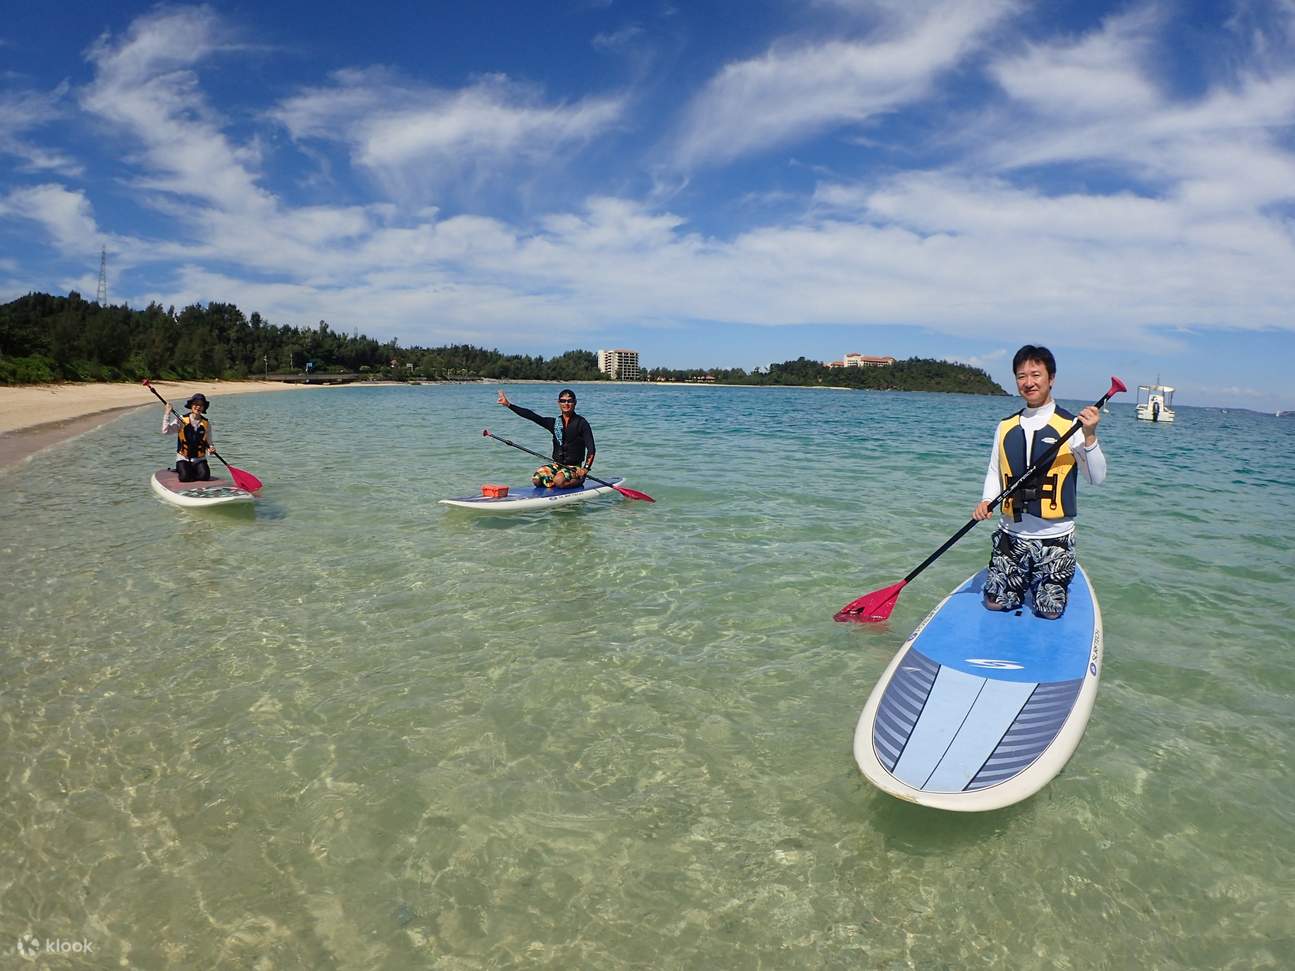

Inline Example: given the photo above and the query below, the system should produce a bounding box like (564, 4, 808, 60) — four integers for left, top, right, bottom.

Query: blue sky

(2, 1, 1294, 410)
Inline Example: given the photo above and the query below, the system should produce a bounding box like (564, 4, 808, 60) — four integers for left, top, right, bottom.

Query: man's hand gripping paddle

(482, 429, 654, 502)
(142, 379, 264, 491)
(835, 377, 1126, 623)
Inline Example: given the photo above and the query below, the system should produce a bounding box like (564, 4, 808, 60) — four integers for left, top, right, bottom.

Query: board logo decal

(964, 658, 1025, 670)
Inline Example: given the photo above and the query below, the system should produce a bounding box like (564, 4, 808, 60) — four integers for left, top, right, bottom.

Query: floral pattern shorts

(982, 526, 1077, 618)
(532, 463, 583, 488)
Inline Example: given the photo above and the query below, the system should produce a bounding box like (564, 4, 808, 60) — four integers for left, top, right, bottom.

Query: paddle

(142, 379, 264, 491)
(482, 429, 655, 502)
(835, 377, 1127, 623)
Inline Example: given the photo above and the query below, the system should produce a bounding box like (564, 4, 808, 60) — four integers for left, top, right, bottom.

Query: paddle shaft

(900, 387, 1121, 586)
(483, 430, 618, 490)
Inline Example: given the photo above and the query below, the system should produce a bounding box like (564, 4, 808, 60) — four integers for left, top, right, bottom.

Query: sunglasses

(558, 398, 575, 404)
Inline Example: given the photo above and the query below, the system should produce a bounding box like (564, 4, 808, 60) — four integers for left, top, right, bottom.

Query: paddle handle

(902, 378, 1125, 585)
(142, 378, 171, 411)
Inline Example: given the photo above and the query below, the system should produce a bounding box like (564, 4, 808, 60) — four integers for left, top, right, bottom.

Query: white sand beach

(0, 379, 315, 467)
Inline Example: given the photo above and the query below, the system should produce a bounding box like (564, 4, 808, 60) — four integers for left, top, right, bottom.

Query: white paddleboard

(439, 477, 626, 513)
(150, 469, 255, 509)
(854, 566, 1102, 811)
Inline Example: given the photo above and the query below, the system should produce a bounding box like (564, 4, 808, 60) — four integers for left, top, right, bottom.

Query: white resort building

(828, 353, 896, 368)
(598, 349, 641, 381)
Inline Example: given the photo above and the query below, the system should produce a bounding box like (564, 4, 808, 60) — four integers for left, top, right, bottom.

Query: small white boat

(1136, 384, 1176, 423)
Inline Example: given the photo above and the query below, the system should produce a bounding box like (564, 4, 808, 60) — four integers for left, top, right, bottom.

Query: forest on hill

(647, 357, 1005, 394)
(0, 291, 1006, 395)
(0, 292, 602, 383)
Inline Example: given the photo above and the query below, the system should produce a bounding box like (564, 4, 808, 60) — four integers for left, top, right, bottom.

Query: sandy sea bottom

(2, 383, 1292, 968)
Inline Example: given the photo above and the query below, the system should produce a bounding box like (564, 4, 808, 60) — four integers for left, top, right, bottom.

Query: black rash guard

(507, 404, 596, 468)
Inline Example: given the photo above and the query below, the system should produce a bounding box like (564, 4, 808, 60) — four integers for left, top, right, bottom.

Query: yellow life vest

(995, 407, 1078, 521)
(176, 415, 211, 460)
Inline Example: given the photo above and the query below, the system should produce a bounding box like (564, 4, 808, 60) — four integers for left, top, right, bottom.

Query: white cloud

(0, 84, 82, 176)
(981, 5, 1295, 217)
(990, 6, 1162, 118)
(0, 184, 101, 252)
(113, 184, 1294, 355)
(271, 68, 625, 201)
(950, 349, 1009, 371)
(79, 6, 274, 216)
(592, 25, 645, 51)
(819, 174, 1190, 242)
(671, 0, 1018, 168)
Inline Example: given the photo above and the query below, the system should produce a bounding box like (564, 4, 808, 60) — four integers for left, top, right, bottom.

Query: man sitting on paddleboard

(161, 392, 215, 482)
(497, 388, 596, 488)
(971, 346, 1106, 620)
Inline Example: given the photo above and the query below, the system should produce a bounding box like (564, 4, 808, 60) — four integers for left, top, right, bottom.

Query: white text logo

(15, 936, 96, 960)
(965, 658, 1025, 670)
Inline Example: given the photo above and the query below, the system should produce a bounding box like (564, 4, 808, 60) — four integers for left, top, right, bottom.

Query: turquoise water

(2, 383, 1292, 968)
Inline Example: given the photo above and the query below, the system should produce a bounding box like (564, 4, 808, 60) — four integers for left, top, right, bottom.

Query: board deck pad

(855, 567, 1102, 811)
(150, 468, 254, 508)
(439, 477, 625, 512)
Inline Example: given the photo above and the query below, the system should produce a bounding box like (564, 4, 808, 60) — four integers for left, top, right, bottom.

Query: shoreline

(0, 380, 318, 469)
(0, 378, 995, 469)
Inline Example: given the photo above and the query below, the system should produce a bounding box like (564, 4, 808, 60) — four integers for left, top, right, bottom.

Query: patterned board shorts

(532, 463, 583, 488)
(982, 526, 1077, 618)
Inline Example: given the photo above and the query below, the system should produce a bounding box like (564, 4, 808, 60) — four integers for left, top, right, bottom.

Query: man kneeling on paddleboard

(497, 388, 596, 488)
(972, 346, 1106, 620)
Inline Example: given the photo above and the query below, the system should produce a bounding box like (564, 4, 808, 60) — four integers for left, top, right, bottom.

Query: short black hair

(558, 388, 576, 403)
(1012, 345, 1055, 378)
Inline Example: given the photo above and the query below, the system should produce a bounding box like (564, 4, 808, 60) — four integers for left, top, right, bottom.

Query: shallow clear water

(2, 384, 1292, 968)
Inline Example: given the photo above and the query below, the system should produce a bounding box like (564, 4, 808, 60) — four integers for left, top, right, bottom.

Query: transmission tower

(96, 247, 108, 305)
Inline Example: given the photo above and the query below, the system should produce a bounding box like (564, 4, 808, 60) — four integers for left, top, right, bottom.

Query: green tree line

(646, 356, 1006, 394)
(1, 291, 1005, 395)
(0, 292, 605, 383)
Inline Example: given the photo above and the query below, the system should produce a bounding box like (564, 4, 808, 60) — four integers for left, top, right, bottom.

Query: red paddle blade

(1109, 376, 1127, 395)
(228, 466, 263, 492)
(614, 485, 654, 502)
(834, 580, 907, 623)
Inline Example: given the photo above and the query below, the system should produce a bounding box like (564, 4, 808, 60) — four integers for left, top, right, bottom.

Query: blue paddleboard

(854, 566, 1103, 811)
(439, 477, 625, 513)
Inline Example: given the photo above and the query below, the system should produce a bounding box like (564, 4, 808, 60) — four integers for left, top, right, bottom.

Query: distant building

(841, 352, 896, 368)
(598, 349, 641, 381)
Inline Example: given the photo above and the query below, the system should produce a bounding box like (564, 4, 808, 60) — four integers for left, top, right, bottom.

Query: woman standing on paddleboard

(497, 388, 596, 489)
(972, 346, 1106, 620)
(161, 392, 215, 483)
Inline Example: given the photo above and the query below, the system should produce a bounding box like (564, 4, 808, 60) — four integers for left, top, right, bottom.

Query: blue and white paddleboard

(439, 477, 625, 513)
(854, 566, 1103, 812)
